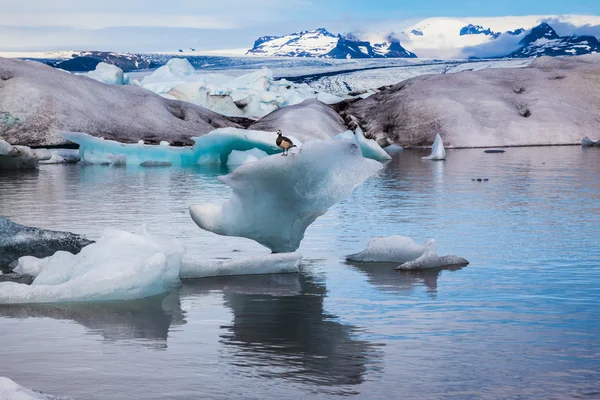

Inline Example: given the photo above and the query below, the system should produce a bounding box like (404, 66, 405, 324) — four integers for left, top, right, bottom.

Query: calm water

(0, 147, 599, 399)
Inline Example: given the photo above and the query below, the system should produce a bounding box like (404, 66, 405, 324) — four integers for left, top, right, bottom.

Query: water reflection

(348, 261, 466, 296)
(182, 273, 382, 391)
(0, 293, 185, 349)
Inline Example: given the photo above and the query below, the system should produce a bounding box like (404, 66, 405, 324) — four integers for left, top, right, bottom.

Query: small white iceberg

(0, 228, 183, 304)
(180, 253, 302, 279)
(422, 133, 446, 160)
(347, 236, 468, 270)
(334, 128, 392, 162)
(347, 236, 428, 263)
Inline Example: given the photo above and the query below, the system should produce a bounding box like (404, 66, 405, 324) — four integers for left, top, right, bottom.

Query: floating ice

(226, 148, 269, 166)
(180, 253, 302, 279)
(0, 140, 51, 169)
(61, 128, 290, 166)
(422, 133, 446, 160)
(39, 149, 81, 164)
(79, 62, 127, 85)
(12, 256, 49, 278)
(0, 228, 183, 304)
(190, 139, 382, 253)
(395, 240, 469, 270)
(139, 60, 343, 118)
(0, 377, 70, 400)
(334, 129, 392, 161)
(581, 136, 600, 147)
(347, 236, 428, 263)
(355, 128, 392, 161)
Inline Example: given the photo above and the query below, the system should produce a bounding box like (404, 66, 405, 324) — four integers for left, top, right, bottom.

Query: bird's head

(276, 129, 282, 136)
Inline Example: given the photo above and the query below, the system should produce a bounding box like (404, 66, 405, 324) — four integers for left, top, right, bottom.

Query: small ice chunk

(0, 140, 51, 169)
(334, 129, 392, 162)
(190, 139, 382, 253)
(226, 148, 268, 166)
(80, 62, 126, 85)
(180, 253, 301, 279)
(581, 136, 600, 147)
(395, 240, 469, 270)
(422, 133, 446, 160)
(354, 128, 392, 161)
(159, 141, 170, 146)
(347, 236, 427, 263)
(0, 377, 70, 400)
(0, 228, 183, 304)
(39, 149, 80, 164)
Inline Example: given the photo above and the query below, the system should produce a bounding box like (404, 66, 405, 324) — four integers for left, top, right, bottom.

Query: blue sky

(0, 0, 599, 52)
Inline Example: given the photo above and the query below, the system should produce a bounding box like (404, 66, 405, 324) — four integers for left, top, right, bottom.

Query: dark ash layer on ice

(0, 216, 93, 277)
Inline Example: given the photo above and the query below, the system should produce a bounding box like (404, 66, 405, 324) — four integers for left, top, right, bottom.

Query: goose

(276, 130, 296, 156)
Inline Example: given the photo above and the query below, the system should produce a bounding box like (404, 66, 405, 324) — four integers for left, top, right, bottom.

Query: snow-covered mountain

(508, 23, 600, 57)
(396, 15, 600, 58)
(246, 28, 416, 59)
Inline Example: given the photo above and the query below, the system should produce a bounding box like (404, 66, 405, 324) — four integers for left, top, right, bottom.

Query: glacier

(0, 228, 183, 304)
(180, 253, 302, 279)
(61, 128, 290, 166)
(138, 59, 343, 118)
(395, 240, 469, 270)
(190, 139, 382, 253)
(0, 377, 70, 400)
(347, 236, 429, 263)
(422, 133, 446, 160)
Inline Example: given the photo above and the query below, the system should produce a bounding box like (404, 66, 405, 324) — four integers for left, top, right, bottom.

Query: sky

(1, 0, 600, 52)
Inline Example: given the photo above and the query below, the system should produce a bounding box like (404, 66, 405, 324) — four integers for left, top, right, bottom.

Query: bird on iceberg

(276, 129, 296, 156)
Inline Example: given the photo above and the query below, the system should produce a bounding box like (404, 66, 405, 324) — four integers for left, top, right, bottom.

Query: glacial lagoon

(0, 146, 599, 399)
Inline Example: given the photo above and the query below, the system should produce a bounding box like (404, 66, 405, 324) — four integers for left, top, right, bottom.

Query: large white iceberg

(422, 133, 446, 160)
(61, 128, 290, 166)
(190, 139, 382, 253)
(347, 236, 428, 263)
(0, 228, 183, 304)
(395, 240, 469, 270)
(139, 59, 343, 118)
(79, 62, 128, 85)
(0, 377, 70, 400)
(180, 253, 302, 279)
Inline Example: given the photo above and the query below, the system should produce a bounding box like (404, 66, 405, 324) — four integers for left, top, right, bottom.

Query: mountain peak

(520, 22, 560, 45)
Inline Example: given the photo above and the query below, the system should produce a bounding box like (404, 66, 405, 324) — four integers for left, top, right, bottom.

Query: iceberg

(0, 228, 183, 304)
(0, 140, 51, 169)
(180, 253, 302, 279)
(581, 136, 600, 147)
(395, 240, 469, 270)
(422, 133, 446, 160)
(0, 377, 70, 400)
(384, 144, 404, 155)
(61, 128, 290, 166)
(140, 60, 343, 118)
(334, 129, 392, 161)
(190, 139, 382, 253)
(0, 216, 93, 270)
(347, 236, 428, 263)
(79, 62, 128, 85)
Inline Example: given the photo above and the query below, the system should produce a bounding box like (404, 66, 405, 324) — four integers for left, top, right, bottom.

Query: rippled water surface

(0, 146, 599, 399)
